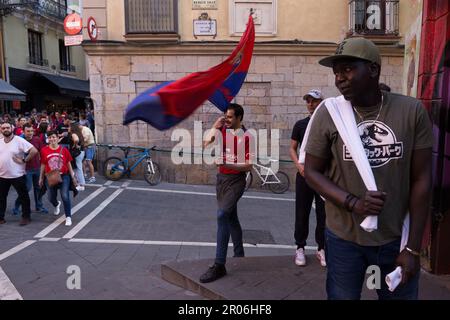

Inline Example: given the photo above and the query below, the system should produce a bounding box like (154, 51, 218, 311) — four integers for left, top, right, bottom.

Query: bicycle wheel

(143, 159, 161, 186)
(103, 157, 125, 181)
(244, 171, 253, 192)
(268, 171, 290, 194)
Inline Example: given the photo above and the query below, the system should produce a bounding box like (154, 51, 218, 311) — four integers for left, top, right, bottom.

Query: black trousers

(294, 172, 325, 250)
(0, 176, 31, 220)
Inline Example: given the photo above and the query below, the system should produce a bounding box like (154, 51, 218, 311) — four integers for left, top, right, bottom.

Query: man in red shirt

(13, 124, 48, 215)
(199, 103, 252, 283)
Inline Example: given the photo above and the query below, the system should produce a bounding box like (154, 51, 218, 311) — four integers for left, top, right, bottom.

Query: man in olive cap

(304, 37, 433, 299)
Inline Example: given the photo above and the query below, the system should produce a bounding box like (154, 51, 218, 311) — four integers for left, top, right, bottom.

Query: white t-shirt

(0, 136, 33, 179)
(81, 126, 95, 146)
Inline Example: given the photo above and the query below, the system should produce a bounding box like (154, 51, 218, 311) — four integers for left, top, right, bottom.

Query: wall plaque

(193, 0, 217, 10)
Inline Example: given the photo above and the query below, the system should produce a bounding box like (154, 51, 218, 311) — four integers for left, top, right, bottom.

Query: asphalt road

(0, 175, 321, 300)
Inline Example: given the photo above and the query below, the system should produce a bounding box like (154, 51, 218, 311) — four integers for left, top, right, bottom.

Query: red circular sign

(64, 13, 82, 35)
(87, 17, 98, 41)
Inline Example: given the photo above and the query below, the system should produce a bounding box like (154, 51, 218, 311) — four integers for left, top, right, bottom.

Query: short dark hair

(23, 123, 33, 130)
(226, 103, 244, 122)
(47, 130, 58, 137)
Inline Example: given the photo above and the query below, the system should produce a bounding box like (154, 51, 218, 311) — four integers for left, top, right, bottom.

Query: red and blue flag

(123, 15, 255, 130)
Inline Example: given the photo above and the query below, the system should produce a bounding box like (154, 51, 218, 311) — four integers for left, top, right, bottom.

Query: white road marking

(126, 186, 295, 202)
(34, 187, 106, 238)
(104, 181, 113, 186)
(38, 238, 60, 242)
(68, 238, 318, 251)
(62, 188, 124, 239)
(0, 240, 37, 262)
(85, 183, 103, 187)
(0, 266, 22, 300)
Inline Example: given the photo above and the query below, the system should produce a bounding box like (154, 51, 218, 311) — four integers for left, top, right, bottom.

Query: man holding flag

(123, 15, 256, 283)
(200, 103, 251, 283)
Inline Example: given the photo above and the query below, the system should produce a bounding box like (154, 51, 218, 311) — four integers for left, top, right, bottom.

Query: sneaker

(295, 248, 306, 266)
(12, 208, 20, 216)
(54, 201, 61, 216)
(36, 207, 49, 214)
(19, 218, 31, 226)
(65, 217, 72, 227)
(316, 249, 327, 267)
(87, 177, 96, 183)
(199, 264, 227, 283)
(0, 219, 6, 224)
(76, 185, 85, 191)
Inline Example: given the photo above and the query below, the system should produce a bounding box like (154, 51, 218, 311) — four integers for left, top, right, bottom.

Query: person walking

(39, 130, 77, 227)
(13, 123, 48, 215)
(80, 123, 96, 183)
(199, 103, 251, 283)
(0, 122, 38, 225)
(69, 123, 86, 191)
(289, 89, 326, 267)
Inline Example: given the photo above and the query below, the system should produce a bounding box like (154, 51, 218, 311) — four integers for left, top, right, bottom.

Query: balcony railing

(125, 0, 178, 34)
(59, 64, 76, 72)
(0, 0, 67, 20)
(348, 0, 399, 36)
(28, 56, 48, 66)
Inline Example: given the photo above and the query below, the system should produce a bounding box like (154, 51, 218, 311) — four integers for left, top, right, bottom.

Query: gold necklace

(352, 93, 384, 126)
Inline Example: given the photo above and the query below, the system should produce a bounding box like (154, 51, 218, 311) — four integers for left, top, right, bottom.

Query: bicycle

(101, 144, 162, 185)
(244, 160, 290, 194)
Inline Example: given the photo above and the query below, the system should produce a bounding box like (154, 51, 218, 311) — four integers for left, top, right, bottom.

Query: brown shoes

(19, 218, 31, 226)
(0, 219, 5, 224)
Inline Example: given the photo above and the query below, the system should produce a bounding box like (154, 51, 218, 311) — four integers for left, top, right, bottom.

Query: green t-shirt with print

(305, 91, 433, 246)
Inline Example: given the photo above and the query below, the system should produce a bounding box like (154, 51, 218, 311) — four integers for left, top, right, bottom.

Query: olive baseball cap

(319, 37, 381, 68)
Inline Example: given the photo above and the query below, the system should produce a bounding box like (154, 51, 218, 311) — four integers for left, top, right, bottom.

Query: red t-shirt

(25, 136, 44, 171)
(219, 126, 250, 175)
(40, 146, 73, 174)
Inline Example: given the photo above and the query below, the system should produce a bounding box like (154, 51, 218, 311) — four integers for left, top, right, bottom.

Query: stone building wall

(89, 54, 404, 188)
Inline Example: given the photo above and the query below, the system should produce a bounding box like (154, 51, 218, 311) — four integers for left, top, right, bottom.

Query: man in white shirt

(0, 122, 38, 225)
(80, 124, 96, 183)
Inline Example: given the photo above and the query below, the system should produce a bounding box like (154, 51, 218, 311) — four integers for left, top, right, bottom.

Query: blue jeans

(215, 206, 245, 265)
(325, 228, 419, 300)
(74, 150, 85, 185)
(215, 173, 246, 265)
(46, 174, 71, 217)
(15, 169, 44, 211)
(84, 145, 96, 161)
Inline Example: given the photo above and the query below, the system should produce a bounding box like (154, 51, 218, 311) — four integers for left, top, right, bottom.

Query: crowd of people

(0, 108, 96, 227)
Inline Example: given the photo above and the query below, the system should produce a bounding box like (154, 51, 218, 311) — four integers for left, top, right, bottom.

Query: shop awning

(0, 79, 26, 101)
(39, 73, 90, 97)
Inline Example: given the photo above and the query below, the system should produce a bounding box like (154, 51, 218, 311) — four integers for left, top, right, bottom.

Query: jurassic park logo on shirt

(343, 121, 404, 168)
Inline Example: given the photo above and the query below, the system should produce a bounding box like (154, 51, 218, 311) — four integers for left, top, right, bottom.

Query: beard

(2, 131, 12, 137)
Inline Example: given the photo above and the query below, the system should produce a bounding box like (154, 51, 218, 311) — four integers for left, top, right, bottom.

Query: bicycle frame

(251, 163, 281, 186)
(112, 148, 154, 174)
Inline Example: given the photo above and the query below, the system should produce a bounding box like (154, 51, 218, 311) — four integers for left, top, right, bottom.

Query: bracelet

(343, 193, 355, 211)
(405, 246, 420, 256)
(349, 197, 359, 212)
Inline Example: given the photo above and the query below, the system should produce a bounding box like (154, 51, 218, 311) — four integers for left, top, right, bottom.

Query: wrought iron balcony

(0, 0, 67, 20)
(348, 0, 399, 36)
(28, 56, 48, 66)
(59, 64, 76, 72)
